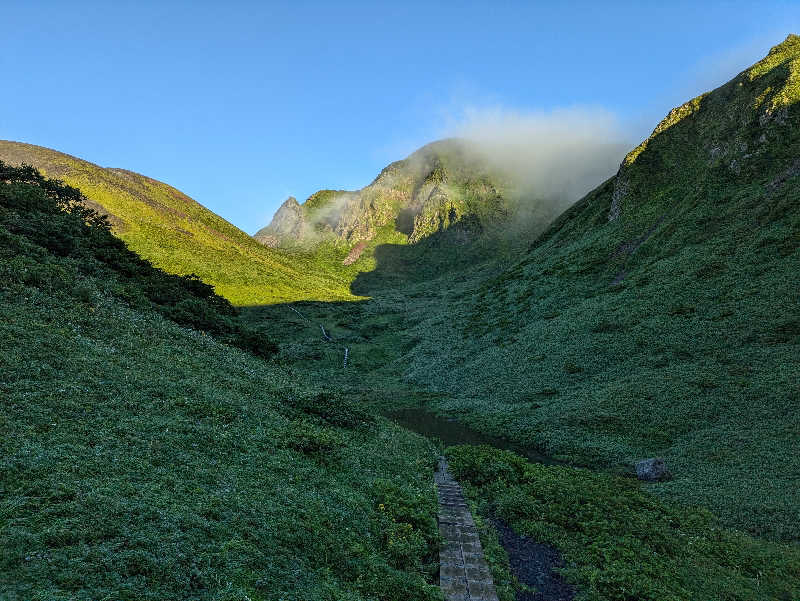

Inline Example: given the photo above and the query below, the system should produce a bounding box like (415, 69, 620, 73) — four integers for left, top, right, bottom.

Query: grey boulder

(635, 458, 671, 482)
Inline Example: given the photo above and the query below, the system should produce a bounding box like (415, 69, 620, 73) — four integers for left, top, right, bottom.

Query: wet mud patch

(491, 519, 574, 601)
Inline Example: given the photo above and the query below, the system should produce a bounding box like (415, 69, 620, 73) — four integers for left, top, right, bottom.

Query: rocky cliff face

(253, 139, 512, 249)
(254, 196, 305, 247)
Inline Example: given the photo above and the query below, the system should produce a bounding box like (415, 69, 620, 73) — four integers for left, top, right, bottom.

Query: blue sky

(2, 1, 799, 233)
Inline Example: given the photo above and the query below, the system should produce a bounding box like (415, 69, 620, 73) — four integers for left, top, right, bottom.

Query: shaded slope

(0, 140, 352, 304)
(372, 35, 800, 540)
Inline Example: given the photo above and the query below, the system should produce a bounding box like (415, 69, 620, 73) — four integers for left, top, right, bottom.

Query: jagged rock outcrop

(253, 196, 306, 245)
(253, 139, 510, 250)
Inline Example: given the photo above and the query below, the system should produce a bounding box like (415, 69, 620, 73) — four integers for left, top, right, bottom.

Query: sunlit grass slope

(0, 140, 354, 305)
(360, 35, 800, 540)
(0, 165, 441, 600)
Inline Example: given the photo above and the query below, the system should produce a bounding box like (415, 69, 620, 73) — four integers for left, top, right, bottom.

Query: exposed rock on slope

(254, 139, 512, 249)
(254, 196, 305, 247)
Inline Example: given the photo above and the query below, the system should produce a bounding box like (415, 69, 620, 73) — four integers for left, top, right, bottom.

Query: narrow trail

(287, 306, 498, 598)
(435, 457, 499, 601)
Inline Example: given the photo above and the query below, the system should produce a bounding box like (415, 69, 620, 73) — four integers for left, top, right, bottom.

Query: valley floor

(243, 284, 800, 601)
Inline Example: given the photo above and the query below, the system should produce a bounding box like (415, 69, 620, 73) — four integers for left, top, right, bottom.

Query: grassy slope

(233, 36, 800, 601)
(4, 34, 799, 601)
(0, 140, 353, 305)
(0, 160, 281, 358)
(243, 287, 800, 601)
(391, 35, 800, 541)
(250, 34, 800, 545)
(0, 172, 441, 600)
(0, 289, 442, 601)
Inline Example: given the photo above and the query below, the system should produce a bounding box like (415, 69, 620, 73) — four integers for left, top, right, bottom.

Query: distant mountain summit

(254, 139, 515, 251)
(255, 196, 305, 247)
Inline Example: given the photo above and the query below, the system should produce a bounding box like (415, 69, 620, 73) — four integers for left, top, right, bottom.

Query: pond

(385, 407, 560, 465)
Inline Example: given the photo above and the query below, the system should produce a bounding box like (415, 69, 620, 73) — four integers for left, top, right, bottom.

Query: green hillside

(236, 35, 800, 599)
(4, 32, 800, 601)
(0, 140, 353, 305)
(0, 161, 441, 600)
(347, 34, 800, 540)
(253, 139, 570, 285)
(255, 139, 514, 246)
(4, 149, 798, 601)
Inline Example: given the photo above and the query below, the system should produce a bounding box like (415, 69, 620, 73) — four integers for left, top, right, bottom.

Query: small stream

(385, 407, 560, 465)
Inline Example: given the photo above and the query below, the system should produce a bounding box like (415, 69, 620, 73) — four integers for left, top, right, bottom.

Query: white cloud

(442, 105, 631, 204)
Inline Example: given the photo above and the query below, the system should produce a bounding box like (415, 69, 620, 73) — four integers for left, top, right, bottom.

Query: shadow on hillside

(239, 214, 502, 365)
(351, 213, 495, 296)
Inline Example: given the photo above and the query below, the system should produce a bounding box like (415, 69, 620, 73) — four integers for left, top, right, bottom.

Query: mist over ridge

(257, 105, 633, 254)
(445, 105, 632, 206)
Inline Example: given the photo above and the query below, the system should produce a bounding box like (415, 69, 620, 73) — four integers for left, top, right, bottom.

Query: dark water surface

(385, 407, 559, 465)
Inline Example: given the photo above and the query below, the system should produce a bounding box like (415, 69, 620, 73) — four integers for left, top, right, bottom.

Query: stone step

(436, 458, 499, 601)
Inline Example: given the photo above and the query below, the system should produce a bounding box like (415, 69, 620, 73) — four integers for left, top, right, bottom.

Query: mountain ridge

(0, 139, 354, 304)
(251, 32, 800, 544)
(385, 33, 800, 539)
(254, 139, 519, 251)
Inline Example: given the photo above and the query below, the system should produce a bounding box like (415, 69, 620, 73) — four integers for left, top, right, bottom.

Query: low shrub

(289, 391, 374, 429)
(446, 445, 800, 601)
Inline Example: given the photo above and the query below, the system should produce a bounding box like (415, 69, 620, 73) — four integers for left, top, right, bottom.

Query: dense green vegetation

(0, 161, 276, 357)
(358, 34, 800, 540)
(243, 35, 800, 598)
(0, 140, 355, 305)
(0, 166, 442, 600)
(3, 34, 799, 601)
(447, 445, 799, 601)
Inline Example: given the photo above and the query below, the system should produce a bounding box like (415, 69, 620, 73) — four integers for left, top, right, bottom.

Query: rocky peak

(253, 139, 510, 250)
(253, 196, 306, 246)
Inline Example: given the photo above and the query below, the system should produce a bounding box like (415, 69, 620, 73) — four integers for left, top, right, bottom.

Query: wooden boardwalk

(435, 458, 499, 601)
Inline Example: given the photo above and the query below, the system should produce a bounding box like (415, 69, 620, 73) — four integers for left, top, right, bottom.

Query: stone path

(435, 458, 499, 601)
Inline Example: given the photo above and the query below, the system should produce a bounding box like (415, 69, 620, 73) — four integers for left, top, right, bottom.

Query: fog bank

(448, 106, 632, 205)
